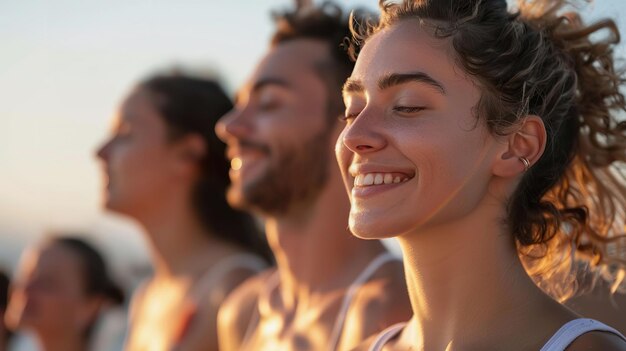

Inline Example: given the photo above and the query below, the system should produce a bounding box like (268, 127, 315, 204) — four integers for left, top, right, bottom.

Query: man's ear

(492, 115, 547, 177)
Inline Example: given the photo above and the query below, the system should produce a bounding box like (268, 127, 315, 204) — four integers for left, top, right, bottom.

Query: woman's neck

(396, 195, 565, 350)
(137, 199, 223, 277)
(38, 331, 86, 351)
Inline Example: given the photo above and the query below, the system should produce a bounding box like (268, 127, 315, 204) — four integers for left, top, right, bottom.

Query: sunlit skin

(98, 90, 178, 218)
(215, 39, 411, 351)
(338, 20, 626, 350)
(96, 89, 261, 351)
(4, 244, 103, 351)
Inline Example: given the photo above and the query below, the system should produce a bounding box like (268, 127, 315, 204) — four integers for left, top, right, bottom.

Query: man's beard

(230, 128, 331, 216)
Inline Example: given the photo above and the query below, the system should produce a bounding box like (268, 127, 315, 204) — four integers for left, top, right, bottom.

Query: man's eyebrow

(235, 77, 291, 104)
(251, 77, 291, 93)
(342, 78, 365, 94)
(378, 72, 446, 95)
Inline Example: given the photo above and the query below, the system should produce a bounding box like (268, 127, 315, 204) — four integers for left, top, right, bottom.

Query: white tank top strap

(327, 251, 401, 351)
(540, 318, 626, 351)
(190, 253, 268, 301)
(367, 322, 406, 351)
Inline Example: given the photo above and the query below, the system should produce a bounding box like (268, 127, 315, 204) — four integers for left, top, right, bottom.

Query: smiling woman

(337, 0, 626, 350)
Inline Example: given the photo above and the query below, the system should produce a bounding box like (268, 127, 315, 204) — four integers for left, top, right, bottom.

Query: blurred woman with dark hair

(5, 236, 124, 351)
(96, 74, 272, 351)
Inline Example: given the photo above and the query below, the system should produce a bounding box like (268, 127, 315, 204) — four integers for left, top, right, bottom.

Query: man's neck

(264, 177, 388, 310)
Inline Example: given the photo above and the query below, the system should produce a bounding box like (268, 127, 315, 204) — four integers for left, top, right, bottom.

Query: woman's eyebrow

(378, 72, 446, 95)
(342, 72, 447, 96)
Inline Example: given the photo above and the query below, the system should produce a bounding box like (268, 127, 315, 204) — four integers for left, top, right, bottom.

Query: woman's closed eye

(393, 105, 426, 114)
(259, 99, 282, 112)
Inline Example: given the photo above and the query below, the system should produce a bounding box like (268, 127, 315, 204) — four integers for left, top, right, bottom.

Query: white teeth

(384, 173, 393, 184)
(374, 173, 383, 185)
(354, 174, 364, 186)
(363, 173, 374, 186)
(353, 172, 410, 187)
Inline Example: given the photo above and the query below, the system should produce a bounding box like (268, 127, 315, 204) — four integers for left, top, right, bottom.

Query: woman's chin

(348, 207, 427, 241)
(348, 216, 402, 240)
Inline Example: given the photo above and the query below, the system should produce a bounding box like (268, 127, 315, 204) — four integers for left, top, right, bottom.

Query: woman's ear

(180, 134, 207, 161)
(492, 115, 547, 177)
(171, 134, 207, 177)
(77, 295, 105, 331)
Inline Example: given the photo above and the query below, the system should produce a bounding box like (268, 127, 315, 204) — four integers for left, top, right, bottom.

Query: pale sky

(1, 0, 624, 281)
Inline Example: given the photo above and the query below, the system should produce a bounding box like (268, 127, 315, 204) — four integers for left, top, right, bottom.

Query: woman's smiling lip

(348, 163, 416, 197)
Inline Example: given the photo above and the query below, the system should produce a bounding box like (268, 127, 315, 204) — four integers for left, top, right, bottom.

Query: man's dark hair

(271, 2, 371, 122)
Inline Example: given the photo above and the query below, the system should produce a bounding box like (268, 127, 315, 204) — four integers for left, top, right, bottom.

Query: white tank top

(243, 251, 400, 351)
(188, 253, 268, 302)
(540, 318, 626, 351)
(368, 318, 626, 351)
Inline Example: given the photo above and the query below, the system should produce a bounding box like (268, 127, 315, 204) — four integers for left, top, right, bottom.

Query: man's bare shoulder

(349, 333, 381, 351)
(339, 258, 411, 350)
(355, 258, 411, 322)
(209, 262, 272, 308)
(219, 268, 274, 322)
(217, 268, 275, 351)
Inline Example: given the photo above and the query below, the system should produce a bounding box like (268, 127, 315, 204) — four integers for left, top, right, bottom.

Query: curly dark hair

(349, 0, 626, 300)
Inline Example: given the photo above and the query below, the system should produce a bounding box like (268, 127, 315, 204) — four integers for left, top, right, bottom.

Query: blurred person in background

(214, 3, 411, 351)
(96, 74, 272, 351)
(4, 236, 125, 351)
(0, 270, 11, 351)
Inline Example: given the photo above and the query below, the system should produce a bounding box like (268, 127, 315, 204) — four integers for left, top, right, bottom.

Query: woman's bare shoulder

(566, 331, 626, 351)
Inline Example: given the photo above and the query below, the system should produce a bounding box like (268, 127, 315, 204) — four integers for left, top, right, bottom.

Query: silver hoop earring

(519, 157, 531, 172)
